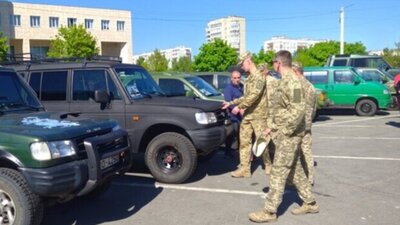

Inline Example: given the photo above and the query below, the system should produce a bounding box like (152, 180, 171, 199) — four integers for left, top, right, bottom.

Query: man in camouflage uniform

(248, 51, 319, 223)
(293, 61, 316, 185)
(222, 52, 272, 178)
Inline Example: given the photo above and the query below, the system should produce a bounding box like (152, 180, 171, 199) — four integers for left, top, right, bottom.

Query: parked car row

(0, 59, 233, 224)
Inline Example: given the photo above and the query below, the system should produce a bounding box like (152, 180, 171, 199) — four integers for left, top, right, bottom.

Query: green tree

(136, 56, 149, 69)
(382, 41, 400, 67)
(253, 48, 275, 65)
(47, 24, 99, 58)
(0, 32, 9, 62)
(146, 49, 168, 72)
(193, 39, 238, 72)
(170, 56, 192, 72)
(294, 41, 367, 66)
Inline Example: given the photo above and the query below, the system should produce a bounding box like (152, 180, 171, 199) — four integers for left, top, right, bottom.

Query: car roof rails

(2, 53, 122, 68)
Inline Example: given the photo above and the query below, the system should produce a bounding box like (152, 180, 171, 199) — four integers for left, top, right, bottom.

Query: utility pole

(340, 7, 344, 54)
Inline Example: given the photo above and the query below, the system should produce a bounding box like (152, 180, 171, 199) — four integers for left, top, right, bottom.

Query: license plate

(100, 155, 120, 170)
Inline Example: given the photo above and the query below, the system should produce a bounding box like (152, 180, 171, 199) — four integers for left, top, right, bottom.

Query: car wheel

(145, 132, 197, 184)
(0, 168, 43, 225)
(355, 99, 377, 116)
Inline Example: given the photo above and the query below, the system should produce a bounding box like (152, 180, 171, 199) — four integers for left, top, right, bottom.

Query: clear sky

(8, 0, 400, 56)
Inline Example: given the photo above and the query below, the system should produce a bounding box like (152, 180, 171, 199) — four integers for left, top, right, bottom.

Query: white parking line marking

(314, 155, 400, 161)
(314, 114, 399, 127)
(113, 182, 266, 196)
(319, 136, 400, 140)
(315, 125, 383, 128)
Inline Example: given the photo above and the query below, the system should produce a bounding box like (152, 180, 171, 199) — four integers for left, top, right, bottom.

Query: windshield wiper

(60, 112, 81, 119)
(139, 91, 152, 98)
(24, 104, 43, 111)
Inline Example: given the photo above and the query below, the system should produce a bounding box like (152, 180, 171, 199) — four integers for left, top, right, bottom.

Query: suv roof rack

(2, 53, 122, 67)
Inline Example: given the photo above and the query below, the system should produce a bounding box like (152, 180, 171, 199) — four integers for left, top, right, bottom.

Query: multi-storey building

(0, 1, 133, 62)
(264, 36, 326, 54)
(206, 16, 245, 55)
(133, 46, 192, 68)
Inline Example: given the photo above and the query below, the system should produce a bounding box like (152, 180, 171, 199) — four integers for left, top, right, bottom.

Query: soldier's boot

(230, 166, 251, 178)
(264, 164, 272, 175)
(248, 209, 277, 223)
(291, 201, 319, 215)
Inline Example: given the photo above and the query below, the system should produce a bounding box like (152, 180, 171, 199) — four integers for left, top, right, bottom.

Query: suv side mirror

(353, 76, 361, 84)
(94, 90, 110, 110)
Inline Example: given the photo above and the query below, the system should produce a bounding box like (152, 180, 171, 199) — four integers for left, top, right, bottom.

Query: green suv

(304, 66, 392, 116)
(0, 67, 131, 225)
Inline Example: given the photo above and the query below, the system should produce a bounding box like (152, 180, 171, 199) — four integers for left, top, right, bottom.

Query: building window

(85, 19, 93, 29)
(101, 20, 110, 30)
(117, 21, 125, 31)
(67, 18, 77, 27)
(30, 16, 40, 27)
(49, 17, 59, 28)
(30, 46, 49, 59)
(10, 15, 21, 26)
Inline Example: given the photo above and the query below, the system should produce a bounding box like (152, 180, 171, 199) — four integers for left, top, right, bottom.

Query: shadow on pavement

(386, 120, 400, 128)
(41, 175, 162, 225)
(260, 186, 302, 216)
(186, 150, 240, 183)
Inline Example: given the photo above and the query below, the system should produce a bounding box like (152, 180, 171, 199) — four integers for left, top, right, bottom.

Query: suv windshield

(0, 71, 42, 113)
(184, 76, 221, 97)
(114, 67, 163, 99)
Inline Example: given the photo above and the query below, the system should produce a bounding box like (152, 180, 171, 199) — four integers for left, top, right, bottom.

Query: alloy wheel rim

(0, 190, 15, 225)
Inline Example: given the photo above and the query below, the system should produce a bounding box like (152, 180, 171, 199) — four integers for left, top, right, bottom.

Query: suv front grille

(73, 129, 113, 158)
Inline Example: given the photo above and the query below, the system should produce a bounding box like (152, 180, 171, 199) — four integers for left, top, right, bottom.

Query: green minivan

(303, 66, 392, 116)
(151, 72, 224, 102)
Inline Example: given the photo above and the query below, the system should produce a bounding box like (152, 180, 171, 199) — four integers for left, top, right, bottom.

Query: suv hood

(0, 111, 117, 141)
(139, 96, 222, 111)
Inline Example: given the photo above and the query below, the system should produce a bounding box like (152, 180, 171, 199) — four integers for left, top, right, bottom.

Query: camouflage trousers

(264, 134, 315, 213)
(300, 130, 314, 183)
(238, 119, 271, 169)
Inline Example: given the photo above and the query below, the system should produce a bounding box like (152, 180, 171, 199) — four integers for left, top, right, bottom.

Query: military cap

(237, 51, 252, 65)
(251, 135, 271, 157)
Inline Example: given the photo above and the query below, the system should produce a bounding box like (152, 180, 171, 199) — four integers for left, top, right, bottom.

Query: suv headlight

(30, 140, 76, 161)
(195, 112, 217, 124)
(383, 89, 389, 95)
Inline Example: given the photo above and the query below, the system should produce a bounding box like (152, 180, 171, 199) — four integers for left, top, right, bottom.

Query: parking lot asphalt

(42, 110, 400, 225)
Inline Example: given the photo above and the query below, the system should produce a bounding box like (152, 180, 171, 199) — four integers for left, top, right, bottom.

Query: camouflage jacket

(299, 76, 316, 131)
(267, 70, 306, 137)
(266, 75, 278, 112)
(230, 69, 268, 120)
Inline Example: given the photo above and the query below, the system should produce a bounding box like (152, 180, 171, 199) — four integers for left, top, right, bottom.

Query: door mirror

(353, 76, 361, 84)
(94, 90, 110, 110)
(94, 89, 110, 103)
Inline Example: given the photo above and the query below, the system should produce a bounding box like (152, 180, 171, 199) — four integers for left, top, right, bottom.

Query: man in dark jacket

(223, 69, 244, 157)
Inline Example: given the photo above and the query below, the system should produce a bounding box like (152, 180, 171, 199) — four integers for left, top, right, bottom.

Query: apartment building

(206, 16, 246, 55)
(0, 1, 133, 62)
(133, 46, 192, 68)
(264, 36, 326, 54)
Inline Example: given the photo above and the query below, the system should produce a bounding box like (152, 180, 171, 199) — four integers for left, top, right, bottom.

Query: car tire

(0, 168, 43, 225)
(145, 132, 197, 184)
(355, 99, 377, 116)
